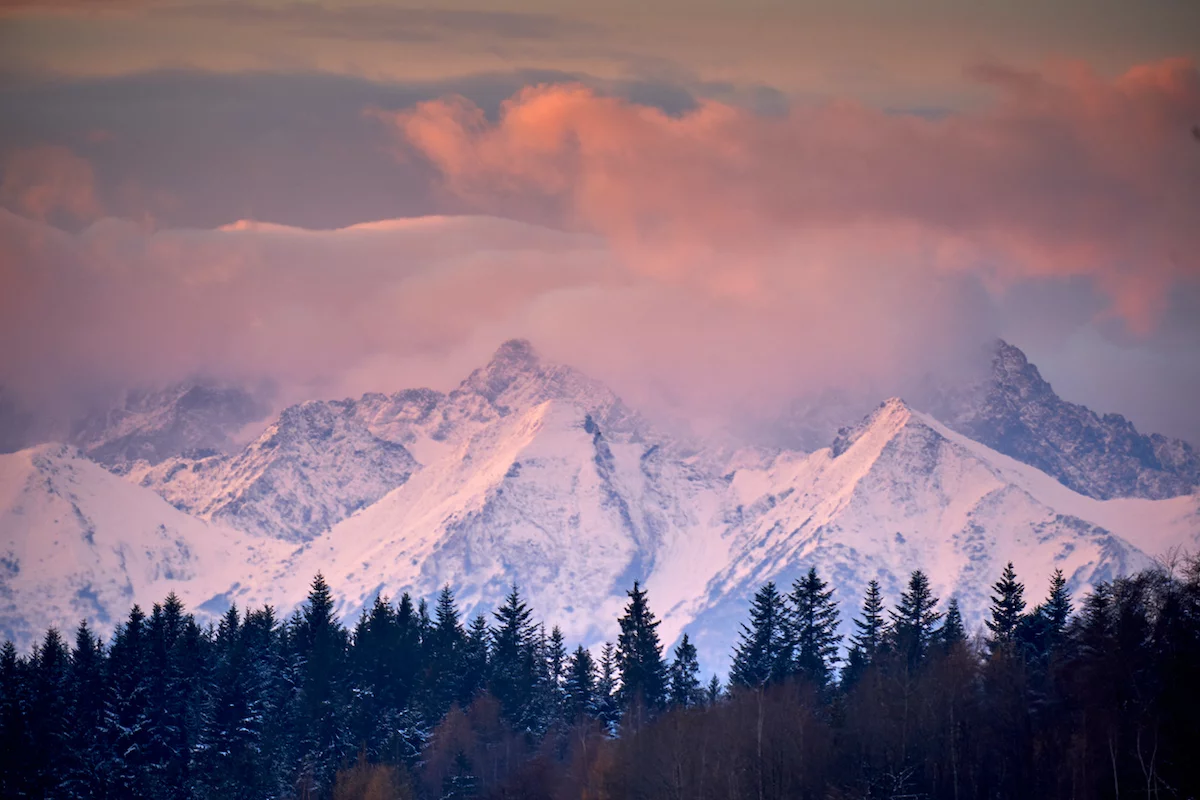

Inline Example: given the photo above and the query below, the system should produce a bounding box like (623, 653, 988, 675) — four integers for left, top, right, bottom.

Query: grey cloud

(0, 69, 777, 230)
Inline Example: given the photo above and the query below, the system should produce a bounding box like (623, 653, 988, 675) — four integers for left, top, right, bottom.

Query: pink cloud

(383, 58, 1200, 332)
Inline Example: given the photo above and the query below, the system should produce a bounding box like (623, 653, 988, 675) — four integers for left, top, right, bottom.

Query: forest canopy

(3, 557, 1199, 799)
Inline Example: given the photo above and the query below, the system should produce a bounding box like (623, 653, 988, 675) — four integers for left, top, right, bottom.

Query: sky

(1, 0, 1199, 444)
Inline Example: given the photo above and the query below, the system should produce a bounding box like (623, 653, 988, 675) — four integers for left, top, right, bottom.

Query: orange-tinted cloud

(384, 58, 1200, 332)
(0, 145, 101, 223)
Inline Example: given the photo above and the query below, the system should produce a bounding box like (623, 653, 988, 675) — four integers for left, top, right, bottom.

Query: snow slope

(0, 444, 289, 646)
(138, 400, 417, 541)
(246, 399, 730, 652)
(684, 399, 1200, 673)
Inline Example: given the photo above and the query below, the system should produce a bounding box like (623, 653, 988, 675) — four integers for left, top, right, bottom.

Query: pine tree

(789, 567, 842, 689)
(668, 634, 702, 708)
(842, 580, 886, 687)
(986, 562, 1027, 651)
(939, 597, 967, 651)
(729, 582, 792, 689)
(889, 570, 943, 666)
(616, 581, 668, 721)
(564, 646, 597, 721)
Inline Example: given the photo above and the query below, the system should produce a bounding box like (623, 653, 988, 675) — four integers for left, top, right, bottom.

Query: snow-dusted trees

(291, 573, 351, 794)
(2, 559, 1198, 798)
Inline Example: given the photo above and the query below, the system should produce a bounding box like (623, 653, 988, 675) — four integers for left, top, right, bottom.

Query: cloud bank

(1, 58, 1198, 444)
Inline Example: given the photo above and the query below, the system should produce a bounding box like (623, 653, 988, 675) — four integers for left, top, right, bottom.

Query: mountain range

(1, 339, 1197, 674)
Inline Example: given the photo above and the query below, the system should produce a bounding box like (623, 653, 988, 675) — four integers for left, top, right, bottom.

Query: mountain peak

(830, 397, 917, 456)
(945, 340, 1200, 499)
(492, 338, 539, 367)
(459, 339, 543, 403)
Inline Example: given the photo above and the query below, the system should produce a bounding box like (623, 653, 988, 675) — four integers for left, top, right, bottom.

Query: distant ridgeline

(3, 559, 1200, 799)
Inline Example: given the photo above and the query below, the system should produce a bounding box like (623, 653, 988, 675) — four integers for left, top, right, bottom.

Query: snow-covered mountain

(1, 340, 1197, 676)
(0, 444, 287, 646)
(776, 340, 1200, 501)
(683, 398, 1199, 671)
(71, 381, 273, 471)
(931, 341, 1200, 500)
(136, 399, 418, 541)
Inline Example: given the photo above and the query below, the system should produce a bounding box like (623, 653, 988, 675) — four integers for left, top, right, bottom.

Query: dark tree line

(3, 559, 1199, 799)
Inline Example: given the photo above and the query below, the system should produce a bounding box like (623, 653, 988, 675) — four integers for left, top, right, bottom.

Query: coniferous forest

(3, 558, 1199, 799)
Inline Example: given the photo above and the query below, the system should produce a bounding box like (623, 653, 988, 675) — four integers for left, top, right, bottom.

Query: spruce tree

(986, 562, 1027, 651)
(292, 573, 350, 793)
(242, 606, 292, 797)
(1040, 568, 1073, 639)
(27, 628, 71, 796)
(425, 585, 466, 720)
(195, 606, 243, 797)
(790, 567, 842, 689)
(545, 626, 568, 721)
(489, 585, 538, 731)
(616, 581, 668, 720)
(668, 634, 703, 708)
(564, 646, 597, 720)
(144, 593, 204, 800)
(729, 582, 792, 689)
(705, 674, 723, 706)
(197, 604, 277, 799)
(595, 642, 620, 732)
(347, 597, 394, 758)
(939, 597, 967, 650)
(393, 593, 423, 714)
(889, 570, 942, 666)
(460, 614, 490, 706)
(103, 605, 153, 797)
(65, 621, 107, 799)
(842, 580, 886, 687)
(0, 640, 28, 797)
